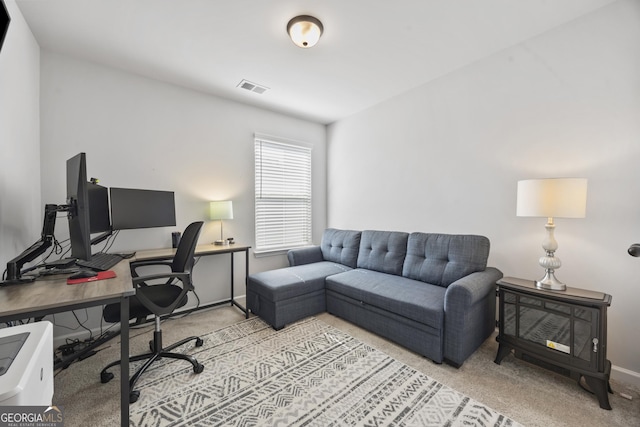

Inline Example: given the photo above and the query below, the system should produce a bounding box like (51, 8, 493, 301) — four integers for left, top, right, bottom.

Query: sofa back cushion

(321, 228, 362, 268)
(357, 230, 409, 275)
(402, 233, 490, 287)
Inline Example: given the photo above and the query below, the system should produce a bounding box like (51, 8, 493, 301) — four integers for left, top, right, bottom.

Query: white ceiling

(16, 0, 615, 124)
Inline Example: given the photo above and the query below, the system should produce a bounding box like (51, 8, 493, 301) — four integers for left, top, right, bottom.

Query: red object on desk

(67, 270, 117, 285)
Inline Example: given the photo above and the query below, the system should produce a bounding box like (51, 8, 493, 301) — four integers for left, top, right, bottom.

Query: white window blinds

(254, 135, 312, 253)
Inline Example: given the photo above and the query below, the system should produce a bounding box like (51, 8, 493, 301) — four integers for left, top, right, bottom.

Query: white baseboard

(611, 364, 640, 389)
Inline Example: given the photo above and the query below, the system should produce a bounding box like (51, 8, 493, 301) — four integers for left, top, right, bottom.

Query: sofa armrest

(444, 267, 502, 308)
(443, 267, 503, 366)
(287, 246, 324, 266)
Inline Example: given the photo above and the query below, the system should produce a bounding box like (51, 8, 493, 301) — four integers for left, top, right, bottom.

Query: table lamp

(210, 200, 233, 245)
(516, 178, 588, 291)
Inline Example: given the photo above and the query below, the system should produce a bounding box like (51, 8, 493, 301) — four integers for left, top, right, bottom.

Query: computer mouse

(69, 270, 98, 280)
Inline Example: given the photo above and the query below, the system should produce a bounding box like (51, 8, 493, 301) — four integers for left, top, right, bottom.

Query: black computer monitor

(66, 153, 92, 261)
(110, 187, 176, 230)
(87, 181, 113, 245)
(88, 183, 110, 233)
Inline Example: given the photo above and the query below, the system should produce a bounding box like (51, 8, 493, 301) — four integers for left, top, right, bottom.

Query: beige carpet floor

(53, 304, 640, 426)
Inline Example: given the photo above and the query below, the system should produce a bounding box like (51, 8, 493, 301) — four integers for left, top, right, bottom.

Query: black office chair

(100, 221, 205, 403)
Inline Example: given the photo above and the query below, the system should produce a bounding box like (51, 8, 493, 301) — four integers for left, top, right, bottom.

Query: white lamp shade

(209, 201, 234, 220)
(517, 178, 587, 218)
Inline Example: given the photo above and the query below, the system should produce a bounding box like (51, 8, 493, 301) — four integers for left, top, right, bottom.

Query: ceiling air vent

(237, 79, 269, 94)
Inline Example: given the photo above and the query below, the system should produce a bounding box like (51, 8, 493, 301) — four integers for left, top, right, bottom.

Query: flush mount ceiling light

(287, 15, 323, 48)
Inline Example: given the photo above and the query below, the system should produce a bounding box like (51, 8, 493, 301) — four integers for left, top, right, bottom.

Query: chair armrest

(130, 259, 173, 268)
(129, 260, 173, 279)
(132, 272, 191, 287)
(287, 246, 324, 266)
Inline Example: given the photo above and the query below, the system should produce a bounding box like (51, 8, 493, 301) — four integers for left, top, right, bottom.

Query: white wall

(0, 1, 40, 275)
(327, 0, 640, 386)
(38, 51, 326, 337)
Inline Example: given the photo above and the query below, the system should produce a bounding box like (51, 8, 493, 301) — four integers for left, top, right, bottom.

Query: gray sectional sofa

(247, 228, 503, 367)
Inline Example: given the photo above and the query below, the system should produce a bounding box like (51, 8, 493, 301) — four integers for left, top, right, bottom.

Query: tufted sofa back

(402, 233, 489, 287)
(357, 230, 409, 275)
(320, 228, 362, 268)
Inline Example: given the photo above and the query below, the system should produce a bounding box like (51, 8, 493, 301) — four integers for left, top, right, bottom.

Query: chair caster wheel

(129, 390, 140, 404)
(194, 363, 204, 374)
(195, 338, 204, 347)
(149, 340, 154, 352)
(101, 371, 114, 384)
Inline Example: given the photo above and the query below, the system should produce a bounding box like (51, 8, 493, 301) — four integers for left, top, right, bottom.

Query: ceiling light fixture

(287, 15, 323, 48)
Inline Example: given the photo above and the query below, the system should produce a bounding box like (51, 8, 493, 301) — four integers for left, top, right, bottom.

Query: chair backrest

(172, 221, 204, 273)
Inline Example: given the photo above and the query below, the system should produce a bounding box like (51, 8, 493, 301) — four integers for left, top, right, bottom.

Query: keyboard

(76, 253, 124, 271)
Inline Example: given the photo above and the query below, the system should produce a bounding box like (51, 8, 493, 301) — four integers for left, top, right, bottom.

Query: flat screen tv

(1, 0, 9, 53)
(110, 187, 176, 230)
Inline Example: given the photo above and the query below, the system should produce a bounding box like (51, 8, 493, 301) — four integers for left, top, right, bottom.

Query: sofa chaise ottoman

(246, 228, 359, 330)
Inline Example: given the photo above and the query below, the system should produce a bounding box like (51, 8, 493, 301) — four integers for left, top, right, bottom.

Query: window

(254, 134, 312, 253)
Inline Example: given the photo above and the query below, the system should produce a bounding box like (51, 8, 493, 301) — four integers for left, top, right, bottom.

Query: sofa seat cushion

(325, 269, 446, 329)
(248, 261, 351, 301)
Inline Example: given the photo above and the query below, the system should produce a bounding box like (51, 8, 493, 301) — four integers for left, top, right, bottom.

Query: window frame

(254, 133, 312, 254)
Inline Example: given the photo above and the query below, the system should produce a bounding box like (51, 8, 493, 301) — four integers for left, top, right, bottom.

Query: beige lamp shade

(516, 178, 587, 219)
(209, 201, 234, 220)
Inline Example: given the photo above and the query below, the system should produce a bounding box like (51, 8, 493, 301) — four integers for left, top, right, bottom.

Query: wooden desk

(0, 243, 249, 425)
(134, 243, 251, 318)
(0, 259, 134, 427)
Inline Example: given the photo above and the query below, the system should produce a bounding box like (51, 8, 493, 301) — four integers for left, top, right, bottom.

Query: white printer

(0, 321, 54, 406)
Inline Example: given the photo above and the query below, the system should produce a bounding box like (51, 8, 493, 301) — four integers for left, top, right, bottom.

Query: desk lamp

(516, 178, 588, 291)
(210, 201, 233, 245)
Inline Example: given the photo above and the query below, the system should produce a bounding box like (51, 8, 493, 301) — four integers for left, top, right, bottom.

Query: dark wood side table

(494, 277, 613, 409)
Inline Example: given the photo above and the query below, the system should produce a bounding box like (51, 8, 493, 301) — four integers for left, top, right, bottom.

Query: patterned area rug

(128, 317, 521, 426)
